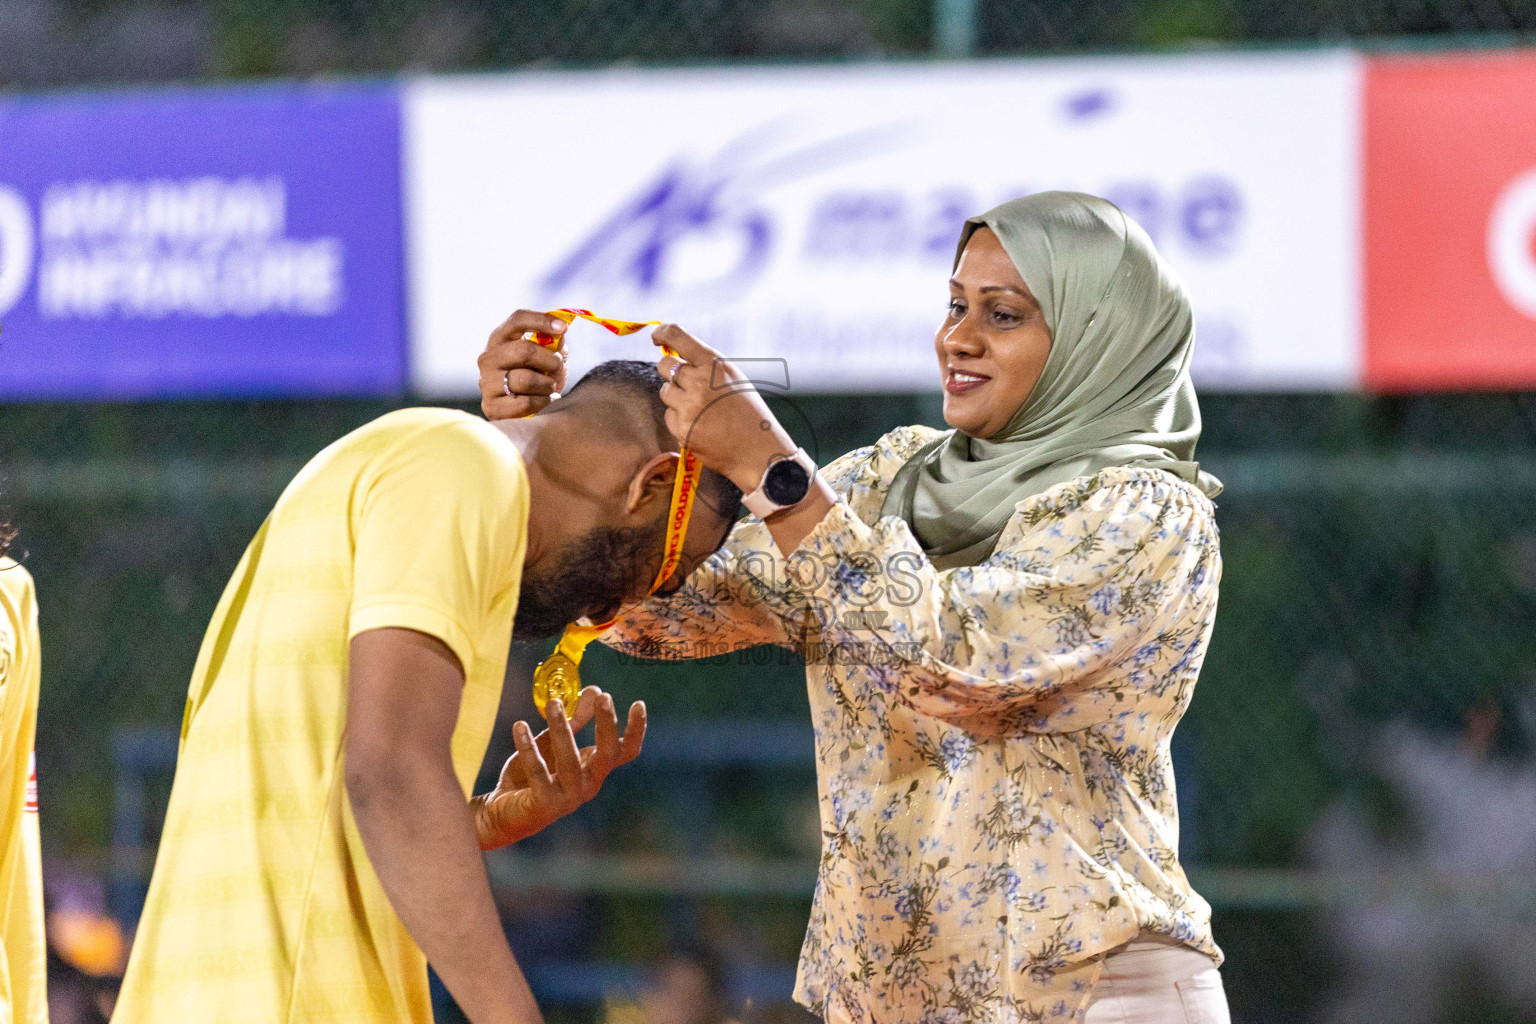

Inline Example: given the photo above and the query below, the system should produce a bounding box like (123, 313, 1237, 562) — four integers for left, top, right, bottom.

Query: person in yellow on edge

(112, 325, 744, 1024)
(1, 519, 47, 1024)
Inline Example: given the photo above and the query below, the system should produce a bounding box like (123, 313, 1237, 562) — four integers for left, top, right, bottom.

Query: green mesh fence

(6, 393, 1536, 1022)
(3, 0, 1536, 89)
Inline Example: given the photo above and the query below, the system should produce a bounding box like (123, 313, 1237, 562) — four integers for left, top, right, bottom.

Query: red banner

(1366, 51, 1536, 390)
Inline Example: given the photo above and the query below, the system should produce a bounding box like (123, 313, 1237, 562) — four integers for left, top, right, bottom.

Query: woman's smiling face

(936, 227, 1053, 439)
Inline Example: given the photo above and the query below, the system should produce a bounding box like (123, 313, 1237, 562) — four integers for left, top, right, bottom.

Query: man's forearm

(349, 760, 541, 1024)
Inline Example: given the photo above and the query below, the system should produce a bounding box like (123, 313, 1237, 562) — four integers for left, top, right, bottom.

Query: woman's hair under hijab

(560, 359, 744, 516)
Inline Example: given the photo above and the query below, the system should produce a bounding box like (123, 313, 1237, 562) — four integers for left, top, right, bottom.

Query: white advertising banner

(405, 53, 1361, 395)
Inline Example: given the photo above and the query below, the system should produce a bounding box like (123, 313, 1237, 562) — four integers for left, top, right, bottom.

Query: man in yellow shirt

(1, 523, 47, 1024)
(113, 316, 743, 1024)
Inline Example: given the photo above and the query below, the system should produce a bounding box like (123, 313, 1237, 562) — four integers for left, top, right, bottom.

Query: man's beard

(512, 520, 666, 641)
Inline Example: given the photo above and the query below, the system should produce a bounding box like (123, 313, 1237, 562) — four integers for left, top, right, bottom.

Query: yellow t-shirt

(0, 559, 47, 1024)
(113, 409, 529, 1024)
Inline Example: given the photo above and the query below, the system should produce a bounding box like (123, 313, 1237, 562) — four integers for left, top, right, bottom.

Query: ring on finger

(667, 362, 682, 384)
(503, 369, 514, 398)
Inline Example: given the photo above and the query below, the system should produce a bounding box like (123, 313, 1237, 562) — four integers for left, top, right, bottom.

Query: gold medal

(531, 651, 582, 716)
(525, 309, 703, 719)
(530, 619, 605, 716)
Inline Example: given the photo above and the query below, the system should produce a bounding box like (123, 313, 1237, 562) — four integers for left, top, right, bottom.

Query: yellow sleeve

(347, 420, 527, 675)
(0, 562, 39, 758)
(0, 623, 10, 753)
(0, 939, 12, 1024)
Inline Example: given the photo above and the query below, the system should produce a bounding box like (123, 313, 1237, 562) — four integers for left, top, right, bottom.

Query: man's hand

(471, 686, 647, 851)
(479, 309, 571, 420)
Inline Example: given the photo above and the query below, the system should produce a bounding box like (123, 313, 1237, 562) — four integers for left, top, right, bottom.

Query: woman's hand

(651, 323, 801, 492)
(653, 323, 839, 554)
(477, 309, 571, 420)
(470, 686, 646, 850)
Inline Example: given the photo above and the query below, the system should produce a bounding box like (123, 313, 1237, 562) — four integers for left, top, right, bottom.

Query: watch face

(763, 458, 812, 506)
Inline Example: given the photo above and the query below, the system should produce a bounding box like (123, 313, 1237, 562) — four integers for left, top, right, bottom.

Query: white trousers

(1082, 933, 1231, 1024)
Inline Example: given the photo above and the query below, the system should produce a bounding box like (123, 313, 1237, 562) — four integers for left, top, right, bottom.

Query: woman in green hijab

(484, 192, 1229, 1024)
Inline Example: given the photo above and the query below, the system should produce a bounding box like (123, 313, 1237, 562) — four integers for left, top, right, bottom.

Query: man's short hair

(565, 360, 743, 518)
(0, 521, 13, 560)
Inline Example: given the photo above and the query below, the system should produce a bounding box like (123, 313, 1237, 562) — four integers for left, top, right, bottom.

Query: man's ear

(625, 452, 680, 516)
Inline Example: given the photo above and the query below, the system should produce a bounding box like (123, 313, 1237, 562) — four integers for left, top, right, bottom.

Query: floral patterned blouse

(603, 425, 1223, 1024)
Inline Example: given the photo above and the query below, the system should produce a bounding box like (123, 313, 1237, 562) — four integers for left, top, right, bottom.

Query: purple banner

(0, 83, 403, 399)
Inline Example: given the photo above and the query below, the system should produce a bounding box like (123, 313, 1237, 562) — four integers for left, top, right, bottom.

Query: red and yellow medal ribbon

(529, 309, 702, 716)
(528, 307, 669, 353)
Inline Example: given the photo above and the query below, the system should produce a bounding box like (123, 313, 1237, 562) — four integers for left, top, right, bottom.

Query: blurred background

(3, 0, 1536, 81)
(4, 2, 1536, 1023)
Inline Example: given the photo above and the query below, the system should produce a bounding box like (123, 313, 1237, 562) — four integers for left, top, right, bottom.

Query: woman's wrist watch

(742, 448, 818, 519)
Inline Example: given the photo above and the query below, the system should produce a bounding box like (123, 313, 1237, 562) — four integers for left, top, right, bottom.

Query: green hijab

(880, 191, 1222, 569)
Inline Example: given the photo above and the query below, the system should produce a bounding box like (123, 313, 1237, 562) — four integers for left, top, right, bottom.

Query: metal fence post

(934, 0, 980, 57)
